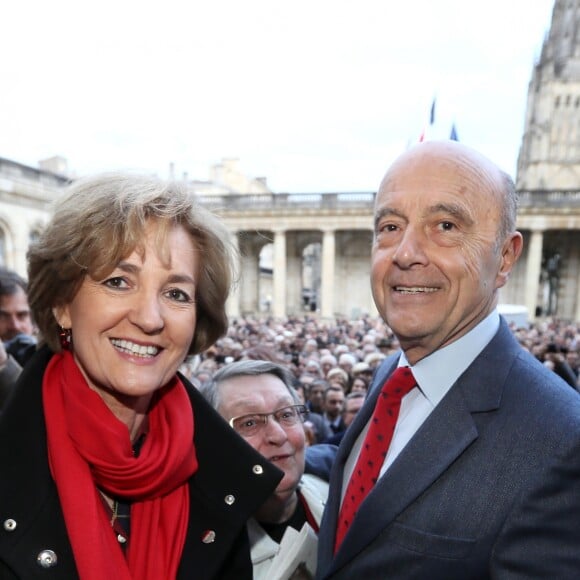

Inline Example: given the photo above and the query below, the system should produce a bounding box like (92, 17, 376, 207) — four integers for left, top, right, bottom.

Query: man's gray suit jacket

(317, 319, 580, 579)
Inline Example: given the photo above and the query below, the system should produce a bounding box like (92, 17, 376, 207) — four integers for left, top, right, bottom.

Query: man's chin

(274, 480, 300, 500)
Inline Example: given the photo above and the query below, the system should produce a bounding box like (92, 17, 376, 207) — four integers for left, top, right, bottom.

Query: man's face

(338, 360, 353, 375)
(343, 396, 364, 427)
(308, 384, 325, 411)
(0, 287, 34, 341)
(321, 360, 335, 376)
(371, 142, 522, 364)
(217, 374, 306, 504)
(324, 388, 344, 420)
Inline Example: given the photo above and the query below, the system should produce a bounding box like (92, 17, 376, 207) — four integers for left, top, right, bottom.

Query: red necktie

(334, 366, 416, 552)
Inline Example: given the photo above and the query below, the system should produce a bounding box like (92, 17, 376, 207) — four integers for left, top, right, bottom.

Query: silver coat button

(3, 519, 17, 532)
(252, 464, 264, 475)
(37, 550, 58, 568)
(117, 534, 127, 544)
(201, 530, 216, 543)
(224, 494, 235, 505)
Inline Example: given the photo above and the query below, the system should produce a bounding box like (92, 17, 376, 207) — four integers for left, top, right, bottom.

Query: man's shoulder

(305, 443, 338, 482)
(300, 473, 330, 495)
(510, 349, 580, 418)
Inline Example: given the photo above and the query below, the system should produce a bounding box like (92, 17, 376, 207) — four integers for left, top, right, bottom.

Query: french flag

(450, 123, 459, 141)
(419, 98, 436, 142)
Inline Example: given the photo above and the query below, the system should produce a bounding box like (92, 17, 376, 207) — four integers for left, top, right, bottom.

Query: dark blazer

(323, 429, 346, 446)
(0, 347, 282, 579)
(305, 443, 338, 481)
(317, 319, 580, 579)
(306, 411, 332, 443)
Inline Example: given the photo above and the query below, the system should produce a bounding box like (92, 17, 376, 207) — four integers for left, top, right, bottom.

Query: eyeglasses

(229, 404, 309, 437)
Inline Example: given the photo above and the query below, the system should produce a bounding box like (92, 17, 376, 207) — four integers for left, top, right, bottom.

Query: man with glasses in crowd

(202, 359, 328, 579)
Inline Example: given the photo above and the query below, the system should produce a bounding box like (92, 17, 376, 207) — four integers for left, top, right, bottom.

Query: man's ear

(496, 232, 524, 289)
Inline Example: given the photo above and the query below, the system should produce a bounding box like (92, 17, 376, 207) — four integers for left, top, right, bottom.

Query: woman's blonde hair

(27, 172, 237, 354)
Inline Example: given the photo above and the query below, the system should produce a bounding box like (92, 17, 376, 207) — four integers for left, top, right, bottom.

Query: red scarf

(42, 350, 198, 580)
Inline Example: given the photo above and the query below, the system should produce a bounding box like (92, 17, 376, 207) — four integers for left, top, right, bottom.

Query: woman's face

(56, 221, 199, 415)
(351, 378, 368, 393)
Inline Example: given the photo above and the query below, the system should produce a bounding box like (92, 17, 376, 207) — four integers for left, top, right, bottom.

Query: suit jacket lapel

(317, 358, 399, 572)
(332, 383, 478, 570)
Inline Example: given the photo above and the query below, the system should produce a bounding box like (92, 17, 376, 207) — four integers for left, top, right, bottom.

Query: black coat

(0, 347, 282, 579)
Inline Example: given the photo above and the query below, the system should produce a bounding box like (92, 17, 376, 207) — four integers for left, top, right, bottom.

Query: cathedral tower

(517, 0, 580, 189)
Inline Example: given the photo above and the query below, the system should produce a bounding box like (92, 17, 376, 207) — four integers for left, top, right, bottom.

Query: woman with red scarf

(0, 173, 282, 579)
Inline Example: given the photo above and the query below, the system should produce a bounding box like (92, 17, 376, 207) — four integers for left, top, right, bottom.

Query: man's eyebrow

(427, 202, 475, 226)
(374, 207, 405, 231)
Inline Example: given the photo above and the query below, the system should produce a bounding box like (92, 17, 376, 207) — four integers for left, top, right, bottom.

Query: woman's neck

(92, 388, 152, 442)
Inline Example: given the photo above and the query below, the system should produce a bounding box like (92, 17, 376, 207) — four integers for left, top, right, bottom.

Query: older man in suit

(316, 140, 580, 578)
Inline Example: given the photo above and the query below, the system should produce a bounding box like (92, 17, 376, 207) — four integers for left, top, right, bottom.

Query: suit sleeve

(492, 433, 580, 578)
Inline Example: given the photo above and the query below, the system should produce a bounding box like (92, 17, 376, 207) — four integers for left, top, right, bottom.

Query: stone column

(524, 230, 543, 319)
(241, 252, 261, 314)
(286, 233, 302, 315)
(237, 235, 261, 315)
(272, 229, 287, 319)
(320, 228, 336, 319)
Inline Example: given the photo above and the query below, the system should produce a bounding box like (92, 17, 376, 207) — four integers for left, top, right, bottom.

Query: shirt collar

(399, 310, 500, 406)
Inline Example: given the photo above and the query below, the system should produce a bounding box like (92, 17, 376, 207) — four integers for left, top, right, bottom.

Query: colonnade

(226, 227, 375, 321)
(225, 222, 580, 323)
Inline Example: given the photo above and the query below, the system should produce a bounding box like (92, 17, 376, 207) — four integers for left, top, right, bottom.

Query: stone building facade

(0, 157, 68, 275)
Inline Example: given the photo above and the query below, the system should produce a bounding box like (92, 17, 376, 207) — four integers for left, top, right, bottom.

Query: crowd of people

(176, 311, 580, 457)
(183, 313, 580, 409)
(1, 140, 580, 578)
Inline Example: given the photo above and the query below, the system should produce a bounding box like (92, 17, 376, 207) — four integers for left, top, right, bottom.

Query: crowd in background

(180, 314, 580, 444)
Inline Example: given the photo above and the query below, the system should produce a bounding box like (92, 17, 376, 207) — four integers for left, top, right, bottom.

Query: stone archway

(237, 230, 273, 315)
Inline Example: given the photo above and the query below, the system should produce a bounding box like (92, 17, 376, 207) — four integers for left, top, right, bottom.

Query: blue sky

(1, 0, 555, 192)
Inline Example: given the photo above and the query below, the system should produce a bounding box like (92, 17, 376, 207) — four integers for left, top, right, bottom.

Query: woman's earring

(59, 327, 72, 350)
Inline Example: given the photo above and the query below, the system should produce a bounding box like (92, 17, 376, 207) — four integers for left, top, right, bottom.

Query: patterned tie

(334, 366, 416, 552)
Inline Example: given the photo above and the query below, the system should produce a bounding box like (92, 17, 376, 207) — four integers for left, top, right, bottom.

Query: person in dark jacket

(0, 267, 36, 409)
(0, 173, 281, 579)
